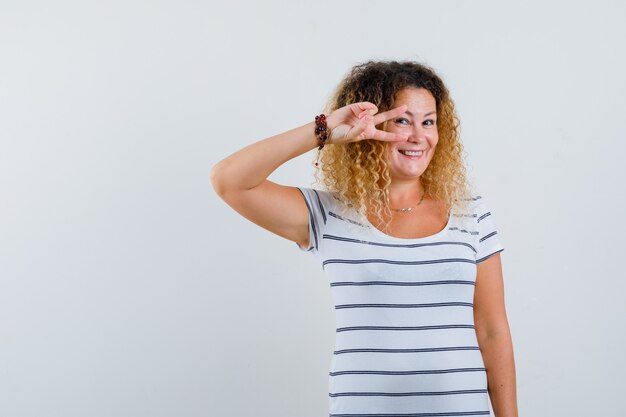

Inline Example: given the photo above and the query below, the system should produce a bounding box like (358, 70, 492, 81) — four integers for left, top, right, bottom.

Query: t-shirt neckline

(363, 210, 452, 242)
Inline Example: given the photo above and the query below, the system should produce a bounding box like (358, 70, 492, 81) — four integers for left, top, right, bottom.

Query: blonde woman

(211, 60, 518, 417)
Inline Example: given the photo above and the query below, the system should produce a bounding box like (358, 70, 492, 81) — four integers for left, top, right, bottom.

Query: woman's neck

(387, 180, 425, 207)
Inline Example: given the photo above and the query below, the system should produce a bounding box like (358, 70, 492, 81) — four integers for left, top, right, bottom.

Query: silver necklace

(390, 191, 425, 213)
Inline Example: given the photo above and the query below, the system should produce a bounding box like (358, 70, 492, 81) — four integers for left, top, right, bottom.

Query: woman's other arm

(474, 253, 519, 417)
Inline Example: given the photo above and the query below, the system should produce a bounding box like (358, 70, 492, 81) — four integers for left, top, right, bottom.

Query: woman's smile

(398, 149, 426, 159)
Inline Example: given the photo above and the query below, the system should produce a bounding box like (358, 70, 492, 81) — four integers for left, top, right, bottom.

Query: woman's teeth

(399, 150, 424, 157)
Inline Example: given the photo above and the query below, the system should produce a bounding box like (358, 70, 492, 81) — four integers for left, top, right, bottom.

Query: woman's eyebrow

(404, 110, 437, 117)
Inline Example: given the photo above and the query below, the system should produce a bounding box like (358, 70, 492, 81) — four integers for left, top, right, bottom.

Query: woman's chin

(390, 169, 426, 181)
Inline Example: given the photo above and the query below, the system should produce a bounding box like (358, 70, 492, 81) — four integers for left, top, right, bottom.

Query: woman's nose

(407, 130, 426, 143)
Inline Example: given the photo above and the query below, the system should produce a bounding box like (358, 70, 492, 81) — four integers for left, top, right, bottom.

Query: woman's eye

(424, 119, 436, 126)
(395, 118, 409, 125)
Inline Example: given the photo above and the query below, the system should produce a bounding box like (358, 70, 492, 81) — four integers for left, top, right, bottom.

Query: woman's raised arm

(209, 103, 409, 248)
(210, 120, 324, 248)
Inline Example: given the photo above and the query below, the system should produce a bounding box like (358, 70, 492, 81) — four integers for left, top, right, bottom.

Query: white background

(1, 1, 625, 416)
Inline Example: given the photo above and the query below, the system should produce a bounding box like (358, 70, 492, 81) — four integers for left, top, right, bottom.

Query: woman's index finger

(373, 104, 408, 125)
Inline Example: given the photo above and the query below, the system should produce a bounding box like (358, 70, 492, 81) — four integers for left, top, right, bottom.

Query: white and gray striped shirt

(296, 187, 505, 417)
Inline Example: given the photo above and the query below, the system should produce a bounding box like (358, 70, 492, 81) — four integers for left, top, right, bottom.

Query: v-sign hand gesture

(325, 102, 409, 145)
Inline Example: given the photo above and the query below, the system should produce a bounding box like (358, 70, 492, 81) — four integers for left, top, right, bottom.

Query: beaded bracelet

(314, 114, 330, 167)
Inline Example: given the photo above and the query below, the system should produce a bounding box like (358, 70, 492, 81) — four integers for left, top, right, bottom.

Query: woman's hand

(325, 102, 409, 145)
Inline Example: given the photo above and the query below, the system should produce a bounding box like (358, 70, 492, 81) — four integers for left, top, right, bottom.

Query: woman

(211, 60, 518, 417)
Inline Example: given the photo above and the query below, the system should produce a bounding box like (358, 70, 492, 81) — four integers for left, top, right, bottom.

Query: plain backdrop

(1, 1, 625, 416)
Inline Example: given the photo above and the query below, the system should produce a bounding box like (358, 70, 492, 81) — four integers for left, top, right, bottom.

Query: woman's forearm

(210, 121, 321, 193)
(479, 331, 519, 417)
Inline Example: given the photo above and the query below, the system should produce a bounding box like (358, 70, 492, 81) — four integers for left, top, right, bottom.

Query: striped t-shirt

(296, 187, 505, 417)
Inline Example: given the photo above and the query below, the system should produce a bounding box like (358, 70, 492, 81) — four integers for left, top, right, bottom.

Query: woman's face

(383, 87, 438, 181)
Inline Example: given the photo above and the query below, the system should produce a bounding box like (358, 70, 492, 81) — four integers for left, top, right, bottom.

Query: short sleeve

(474, 196, 505, 263)
(295, 187, 331, 254)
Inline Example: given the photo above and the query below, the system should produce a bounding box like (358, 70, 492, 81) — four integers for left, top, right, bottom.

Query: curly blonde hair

(312, 59, 476, 234)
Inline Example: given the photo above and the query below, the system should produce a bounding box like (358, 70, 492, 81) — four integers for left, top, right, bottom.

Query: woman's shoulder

(449, 193, 495, 228)
(452, 192, 491, 208)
